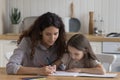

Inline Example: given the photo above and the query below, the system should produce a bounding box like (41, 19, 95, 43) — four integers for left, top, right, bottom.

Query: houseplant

(10, 8, 21, 34)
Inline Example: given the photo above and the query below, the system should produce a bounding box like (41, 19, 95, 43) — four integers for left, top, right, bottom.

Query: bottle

(89, 11, 94, 34)
(100, 17, 105, 34)
(94, 19, 98, 34)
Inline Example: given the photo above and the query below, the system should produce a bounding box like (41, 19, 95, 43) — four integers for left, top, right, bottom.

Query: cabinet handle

(117, 48, 120, 51)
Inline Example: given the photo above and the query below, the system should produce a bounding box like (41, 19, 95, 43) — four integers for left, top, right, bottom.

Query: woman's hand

(51, 65, 56, 72)
(38, 65, 56, 75)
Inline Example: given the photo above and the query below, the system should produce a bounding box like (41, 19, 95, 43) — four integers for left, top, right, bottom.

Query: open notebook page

(51, 71, 117, 78)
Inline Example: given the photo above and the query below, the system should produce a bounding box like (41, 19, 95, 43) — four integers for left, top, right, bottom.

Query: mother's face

(41, 26, 59, 48)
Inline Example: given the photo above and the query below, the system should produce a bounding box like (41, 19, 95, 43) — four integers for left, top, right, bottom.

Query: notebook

(51, 71, 117, 78)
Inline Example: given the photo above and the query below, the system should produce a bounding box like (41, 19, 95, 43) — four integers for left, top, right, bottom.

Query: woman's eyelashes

(46, 32, 58, 37)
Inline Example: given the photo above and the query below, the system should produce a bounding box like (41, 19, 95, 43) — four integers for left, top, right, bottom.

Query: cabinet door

(0, 40, 17, 67)
(90, 42, 102, 54)
(0, 41, 3, 67)
(102, 42, 120, 53)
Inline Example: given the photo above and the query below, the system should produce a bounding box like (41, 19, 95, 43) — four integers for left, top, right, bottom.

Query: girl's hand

(67, 68, 81, 73)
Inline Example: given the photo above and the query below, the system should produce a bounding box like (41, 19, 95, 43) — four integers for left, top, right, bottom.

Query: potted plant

(10, 8, 21, 34)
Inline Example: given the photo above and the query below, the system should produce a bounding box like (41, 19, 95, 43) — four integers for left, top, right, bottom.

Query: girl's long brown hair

(67, 34, 98, 68)
(18, 12, 66, 60)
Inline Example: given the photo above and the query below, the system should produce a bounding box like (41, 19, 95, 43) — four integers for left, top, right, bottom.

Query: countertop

(65, 32, 120, 42)
(0, 33, 120, 42)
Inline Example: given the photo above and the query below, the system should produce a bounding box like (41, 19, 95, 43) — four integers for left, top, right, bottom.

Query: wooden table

(0, 67, 120, 80)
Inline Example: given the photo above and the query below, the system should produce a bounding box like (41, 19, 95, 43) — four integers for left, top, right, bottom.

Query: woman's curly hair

(18, 12, 66, 59)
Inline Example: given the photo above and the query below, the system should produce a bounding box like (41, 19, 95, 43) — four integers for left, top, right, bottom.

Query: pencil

(46, 57, 51, 65)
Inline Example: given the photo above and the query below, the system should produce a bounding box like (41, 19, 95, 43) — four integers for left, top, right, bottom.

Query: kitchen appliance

(106, 33, 120, 37)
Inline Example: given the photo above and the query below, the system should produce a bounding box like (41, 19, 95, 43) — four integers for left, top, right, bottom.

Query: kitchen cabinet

(0, 41, 2, 67)
(0, 40, 17, 67)
(90, 42, 102, 54)
(102, 42, 120, 53)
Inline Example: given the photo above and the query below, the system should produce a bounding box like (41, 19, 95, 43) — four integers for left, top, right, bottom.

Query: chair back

(22, 16, 38, 30)
(4, 52, 13, 61)
(96, 54, 116, 72)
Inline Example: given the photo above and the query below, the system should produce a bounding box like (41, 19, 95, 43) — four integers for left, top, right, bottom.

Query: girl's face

(68, 45, 84, 61)
(41, 26, 59, 48)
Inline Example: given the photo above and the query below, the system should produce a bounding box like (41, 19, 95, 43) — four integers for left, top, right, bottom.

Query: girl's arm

(67, 64, 106, 74)
(52, 59, 62, 69)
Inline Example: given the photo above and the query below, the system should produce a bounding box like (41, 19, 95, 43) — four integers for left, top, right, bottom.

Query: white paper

(51, 71, 117, 78)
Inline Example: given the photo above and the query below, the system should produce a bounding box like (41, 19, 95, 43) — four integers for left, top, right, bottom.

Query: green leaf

(10, 8, 21, 24)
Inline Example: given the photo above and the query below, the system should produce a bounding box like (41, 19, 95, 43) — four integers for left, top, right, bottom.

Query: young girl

(55, 34, 106, 74)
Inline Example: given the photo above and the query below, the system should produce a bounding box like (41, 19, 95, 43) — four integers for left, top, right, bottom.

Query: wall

(3, 0, 120, 34)
(0, 0, 2, 34)
(0, 0, 6, 34)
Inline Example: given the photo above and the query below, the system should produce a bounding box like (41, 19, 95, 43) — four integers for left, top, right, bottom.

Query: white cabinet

(103, 42, 120, 53)
(0, 40, 17, 67)
(90, 42, 102, 54)
(0, 41, 3, 67)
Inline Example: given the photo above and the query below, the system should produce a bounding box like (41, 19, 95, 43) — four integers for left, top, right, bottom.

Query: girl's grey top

(6, 37, 58, 74)
(61, 53, 100, 70)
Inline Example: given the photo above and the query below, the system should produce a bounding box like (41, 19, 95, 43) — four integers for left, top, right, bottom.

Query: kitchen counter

(1, 33, 120, 42)
(86, 35, 120, 42)
(0, 33, 20, 40)
(67, 33, 120, 42)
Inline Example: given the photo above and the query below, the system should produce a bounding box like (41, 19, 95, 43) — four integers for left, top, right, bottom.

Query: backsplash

(3, 0, 120, 34)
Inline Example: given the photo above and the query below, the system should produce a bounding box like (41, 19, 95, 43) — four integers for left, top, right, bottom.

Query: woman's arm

(17, 66, 56, 75)
(67, 64, 106, 74)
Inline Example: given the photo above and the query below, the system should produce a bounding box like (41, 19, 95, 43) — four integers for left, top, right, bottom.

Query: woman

(6, 12, 66, 75)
